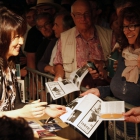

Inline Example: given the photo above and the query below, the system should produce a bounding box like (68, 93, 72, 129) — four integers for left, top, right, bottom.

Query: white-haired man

(53, 0, 116, 88)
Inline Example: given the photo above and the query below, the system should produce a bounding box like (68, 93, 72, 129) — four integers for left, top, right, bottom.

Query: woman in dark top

(81, 6, 140, 139)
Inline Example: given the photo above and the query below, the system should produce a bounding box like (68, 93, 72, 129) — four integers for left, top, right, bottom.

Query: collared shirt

(54, 27, 115, 68)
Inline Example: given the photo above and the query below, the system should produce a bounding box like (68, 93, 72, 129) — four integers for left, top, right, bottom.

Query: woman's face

(123, 19, 140, 46)
(7, 33, 23, 59)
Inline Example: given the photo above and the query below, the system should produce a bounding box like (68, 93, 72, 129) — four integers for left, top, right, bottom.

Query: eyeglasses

(122, 24, 140, 31)
(37, 22, 52, 30)
(72, 12, 91, 19)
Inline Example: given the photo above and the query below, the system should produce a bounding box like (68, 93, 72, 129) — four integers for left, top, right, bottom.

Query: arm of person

(80, 88, 101, 97)
(88, 60, 107, 80)
(88, 67, 100, 79)
(37, 53, 50, 73)
(80, 86, 111, 99)
(124, 107, 140, 123)
(0, 99, 47, 118)
(37, 48, 52, 73)
(26, 52, 36, 69)
(54, 64, 65, 81)
(37, 38, 58, 72)
(44, 65, 55, 75)
(45, 104, 66, 118)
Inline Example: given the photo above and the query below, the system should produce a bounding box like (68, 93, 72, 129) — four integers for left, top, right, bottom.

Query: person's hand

(88, 67, 100, 79)
(80, 88, 100, 97)
(19, 99, 47, 118)
(88, 61, 107, 80)
(44, 65, 55, 75)
(80, 61, 100, 79)
(49, 66, 55, 75)
(54, 76, 63, 81)
(124, 107, 140, 123)
(53, 64, 64, 81)
(45, 104, 66, 118)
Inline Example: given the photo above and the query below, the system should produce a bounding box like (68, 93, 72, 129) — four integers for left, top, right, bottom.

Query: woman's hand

(124, 107, 140, 123)
(45, 104, 66, 118)
(19, 99, 47, 118)
(80, 88, 100, 97)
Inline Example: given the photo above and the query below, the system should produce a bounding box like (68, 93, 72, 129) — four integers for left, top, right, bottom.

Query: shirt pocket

(63, 56, 74, 73)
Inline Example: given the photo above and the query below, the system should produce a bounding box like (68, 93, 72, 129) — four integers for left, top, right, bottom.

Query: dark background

(0, 0, 115, 22)
(0, 0, 115, 8)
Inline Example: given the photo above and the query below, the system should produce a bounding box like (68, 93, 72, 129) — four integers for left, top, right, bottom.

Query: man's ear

(70, 13, 74, 21)
(71, 13, 74, 19)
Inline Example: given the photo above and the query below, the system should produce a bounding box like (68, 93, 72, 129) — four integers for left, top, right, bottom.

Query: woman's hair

(0, 6, 26, 70)
(114, 0, 139, 9)
(0, 116, 34, 140)
(118, 6, 140, 50)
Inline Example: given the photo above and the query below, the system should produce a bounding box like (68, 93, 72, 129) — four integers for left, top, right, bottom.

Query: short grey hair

(55, 12, 75, 30)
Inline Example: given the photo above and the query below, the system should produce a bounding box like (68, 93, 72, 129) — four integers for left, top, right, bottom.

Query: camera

(87, 61, 99, 73)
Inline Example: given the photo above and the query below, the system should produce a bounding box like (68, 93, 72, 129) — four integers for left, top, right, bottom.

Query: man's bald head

(71, 0, 92, 13)
(70, 0, 93, 32)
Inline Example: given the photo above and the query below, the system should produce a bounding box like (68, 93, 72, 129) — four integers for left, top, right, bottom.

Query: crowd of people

(0, 0, 140, 139)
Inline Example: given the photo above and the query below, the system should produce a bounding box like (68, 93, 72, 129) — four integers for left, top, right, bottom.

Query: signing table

(27, 114, 88, 140)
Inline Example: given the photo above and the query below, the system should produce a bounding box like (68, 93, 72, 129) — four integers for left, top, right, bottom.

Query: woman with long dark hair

(0, 6, 66, 118)
(81, 6, 140, 139)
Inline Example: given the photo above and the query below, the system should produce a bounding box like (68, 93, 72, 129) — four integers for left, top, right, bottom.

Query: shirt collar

(75, 25, 98, 40)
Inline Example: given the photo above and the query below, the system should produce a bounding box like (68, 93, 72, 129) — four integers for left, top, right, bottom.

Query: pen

(42, 105, 50, 108)
(46, 117, 54, 123)
(29, 103, 50, 108)
(108, 57, 116, 61)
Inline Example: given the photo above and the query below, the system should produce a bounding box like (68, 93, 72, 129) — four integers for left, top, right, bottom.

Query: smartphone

(87, 61, 99, 73)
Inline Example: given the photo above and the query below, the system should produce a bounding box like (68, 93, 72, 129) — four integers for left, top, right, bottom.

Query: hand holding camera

(87, 61, 99, 73)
